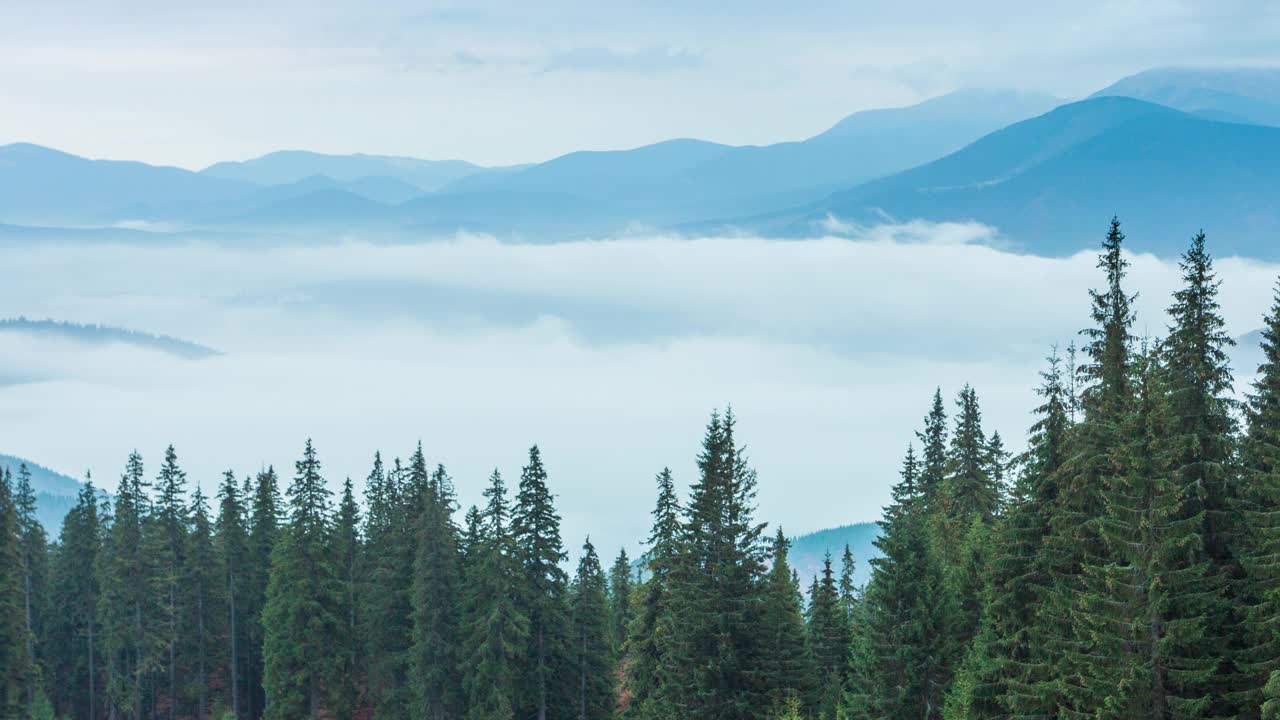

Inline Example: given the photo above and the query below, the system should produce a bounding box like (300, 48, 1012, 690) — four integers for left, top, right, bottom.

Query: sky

(2, 1, 1280, 168)
(3, 224, 1277, 555)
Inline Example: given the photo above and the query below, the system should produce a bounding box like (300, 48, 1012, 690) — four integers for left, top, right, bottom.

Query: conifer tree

(185, 485, 223, 720)
(569, 538, 614, 720)
(1156, 230, 1241, 716)
(970, 350, 1070, 717)
(1239, 280, 1280, 711)
(760, 529, 812, 715)
(462, 470, 530, 720)
(332, 477, 362, 717)
(216, 470, 251, 720)
(942, 385, 999, 530)
(0, 467, 34, 719)
(48, 478, 103, 720)
(608, 549, 633, 659)
(245, 466, 281, 720)
(838, 544, 857, 621)
(1038, 217, 1136, 715)
(664, 409, 769, 720)
(410, 464, 464, 720)
(511, 445, 572, 720)
(145, 445, 189, 720)
(98, 452, 151, 720)
(1071, 343, 1176, 716)
(262, 440, 341, 720)
(364, 448, 421, 719)
(622, 468, 681, 719)
(844, 446, 949, 720)
(13, 463, 49, 712)
(806, 553, 849, 719)
(918, 389, 949, 504)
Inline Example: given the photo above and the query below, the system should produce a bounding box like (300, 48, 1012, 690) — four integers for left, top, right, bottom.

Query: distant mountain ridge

(789, 522, 881, 587)
(0, 89, 1060, 237)
(0, 317, 219, 358)
(5, 66, 1280, 255)
(201, 150, 491, 191)
(1093, 66, 1280, 126)
(0, 453, 104, 532)
(743, 95, 1280, 257)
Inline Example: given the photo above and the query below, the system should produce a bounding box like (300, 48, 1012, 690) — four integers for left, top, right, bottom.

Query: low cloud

(2, 223, 1277, 553)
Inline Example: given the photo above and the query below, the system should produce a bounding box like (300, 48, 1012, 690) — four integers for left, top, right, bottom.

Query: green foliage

(261, 440, 342, 720)
(662, 409, 769, 720)
(569, 538, 615, 720)
(411, 463, 465, 720)
(461, 470, 530, 720)
(0, 467, 35, 718)
(510, 445, 572, 719)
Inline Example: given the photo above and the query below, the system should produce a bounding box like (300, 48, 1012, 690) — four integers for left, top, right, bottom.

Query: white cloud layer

(2, 223, 1278, 554)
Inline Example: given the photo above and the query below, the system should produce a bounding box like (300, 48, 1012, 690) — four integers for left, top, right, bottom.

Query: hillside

(789, 522, 881, 587)
(0, 318, 218, 359)
(201, 150, 488, 191)
(1094, 66, 1280, 126)
(771, 97, 1280, 257)
(0, 453, 101, 531)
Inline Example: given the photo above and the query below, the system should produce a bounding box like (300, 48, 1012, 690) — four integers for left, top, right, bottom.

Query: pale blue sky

(3, 0, 1279, 168)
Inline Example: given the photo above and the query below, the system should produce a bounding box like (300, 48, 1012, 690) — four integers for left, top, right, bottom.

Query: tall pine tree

(261, 440, 341, 720)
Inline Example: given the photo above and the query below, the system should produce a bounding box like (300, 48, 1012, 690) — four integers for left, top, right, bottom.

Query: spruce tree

(1157, 231, 1241, 716)
(145, 445, 189, 720)
(364, 448, 421, 719)
(13, 464, 49, 712)
(838, 544, 857, 622)
(972, 350, 1071, 717)
(918, 389, 949, 505)
(760, 529, 812, 715)
(332, 477, 362, 717)
(1240, 280, 1280, 712)
(0, 467, 34, 719)
(664, 409, 769, 720)
(1039, 217, 1136, 715)
(261, 440, 342, 720)
(622, 468, 681, 719)
(511, 445, 572, 720)
(806, 553, 849, 719)
(608, 549, 633, 659)
(461, 469, 529, 720)
(98, 452, 152, 720)
(185, 485, 224, 720)
(245, 466, 281, 720)
(844, 447, 949, 720)
(216, 470, 251, 720)
(410, 464, 464, 720)
(48, 478, 103, 720)
(569, 538, 614, 720)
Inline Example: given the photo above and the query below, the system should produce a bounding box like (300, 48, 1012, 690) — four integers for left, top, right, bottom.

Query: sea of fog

(2, 221, 1277, 555)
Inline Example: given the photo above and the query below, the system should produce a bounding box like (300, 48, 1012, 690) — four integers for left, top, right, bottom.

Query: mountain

(1093, 66, 1280, 127)
(789, 522, 881, 587)
(0, 318, 218, 359)
(215, 187, 391, 227)
(0, 143, 255, 225)
(0, 453, 104, 532)
(0, 89, 1058, 235)
(201, 150, 488, 191)
(766, 96, 1280, 257)
(435, 90, 1061, 226)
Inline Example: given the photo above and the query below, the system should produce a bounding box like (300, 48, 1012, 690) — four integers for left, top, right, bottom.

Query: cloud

(543, 45, 704, 74)
(2, 223, 1278, 554)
